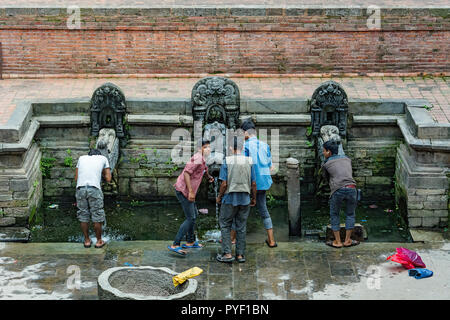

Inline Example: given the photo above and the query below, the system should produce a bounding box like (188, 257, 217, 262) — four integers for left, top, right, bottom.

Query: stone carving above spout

(310, 80, 348, 138)
(192, 76, 240, 130)
(90, 82, 127, 147)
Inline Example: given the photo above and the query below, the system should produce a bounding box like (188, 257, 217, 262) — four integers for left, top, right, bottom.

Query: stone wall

(395, 144, 449, 228)
(34, 100, 405, 203)
(0, 143, 43, 228)
(0, 6, 449, 76)
(1, 97, 448, 231)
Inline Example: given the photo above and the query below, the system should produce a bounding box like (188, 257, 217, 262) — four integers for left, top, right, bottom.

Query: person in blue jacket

(238, 119, 278, 248)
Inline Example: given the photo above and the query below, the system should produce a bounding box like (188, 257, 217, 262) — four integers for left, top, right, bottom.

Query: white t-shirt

(76, 155, 110, 190)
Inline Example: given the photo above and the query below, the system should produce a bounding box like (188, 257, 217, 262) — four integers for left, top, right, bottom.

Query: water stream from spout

(214, 177, 219, 229)
(203, 177, 222, 242)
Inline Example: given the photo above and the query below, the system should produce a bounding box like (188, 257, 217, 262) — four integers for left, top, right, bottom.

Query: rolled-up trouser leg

(256, 190, 273, 230)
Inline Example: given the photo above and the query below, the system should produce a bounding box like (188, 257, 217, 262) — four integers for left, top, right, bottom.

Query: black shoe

(235, 255, 246, 263)
(216, 254, 235, 263)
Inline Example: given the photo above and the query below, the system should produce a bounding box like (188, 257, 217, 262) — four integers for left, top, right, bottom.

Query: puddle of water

(29, 198, 410, 243)
(0, 261, 73, 300)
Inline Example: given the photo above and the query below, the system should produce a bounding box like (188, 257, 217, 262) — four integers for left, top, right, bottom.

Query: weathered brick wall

(0, 7, 448, 75)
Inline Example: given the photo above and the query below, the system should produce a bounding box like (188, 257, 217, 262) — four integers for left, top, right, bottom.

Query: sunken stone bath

(97, 266, 198, 300)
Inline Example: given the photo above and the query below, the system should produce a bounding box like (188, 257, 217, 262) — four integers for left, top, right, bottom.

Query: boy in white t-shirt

(75, 149, 111, 248)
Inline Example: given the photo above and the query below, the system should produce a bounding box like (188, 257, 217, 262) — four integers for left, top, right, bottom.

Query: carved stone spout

(317, 125, 345, 165)
(96, 128, 120, 172)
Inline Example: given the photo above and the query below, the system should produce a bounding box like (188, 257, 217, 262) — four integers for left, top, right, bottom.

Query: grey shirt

(322, 156, 356, 197)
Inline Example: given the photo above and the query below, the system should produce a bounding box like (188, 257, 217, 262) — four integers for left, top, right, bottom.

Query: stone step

(0, 227, 30, 242)
(0, 217, 16, 227)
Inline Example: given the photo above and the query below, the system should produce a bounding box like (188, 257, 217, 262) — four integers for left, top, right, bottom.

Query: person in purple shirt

(168, 139, 214, 255)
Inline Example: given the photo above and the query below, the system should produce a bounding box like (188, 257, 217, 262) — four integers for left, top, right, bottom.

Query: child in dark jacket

(322, 140, 360, 248)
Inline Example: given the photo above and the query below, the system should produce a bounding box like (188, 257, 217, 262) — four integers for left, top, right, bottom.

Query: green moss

(40, 157, 57, 178)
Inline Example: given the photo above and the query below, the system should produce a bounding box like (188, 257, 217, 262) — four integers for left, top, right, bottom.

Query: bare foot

(333, 240, 343, 248)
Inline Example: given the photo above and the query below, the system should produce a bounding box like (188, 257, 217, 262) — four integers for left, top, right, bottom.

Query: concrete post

(286, 157, 301, 237)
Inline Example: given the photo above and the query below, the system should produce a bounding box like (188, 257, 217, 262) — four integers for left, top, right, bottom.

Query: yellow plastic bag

(172, 267, 203, 287)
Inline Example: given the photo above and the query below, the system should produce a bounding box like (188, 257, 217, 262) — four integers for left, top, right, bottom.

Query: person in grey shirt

(74, 149, 111, 248)
(322, 140, 359, 248)
(216, 136, 257, 263)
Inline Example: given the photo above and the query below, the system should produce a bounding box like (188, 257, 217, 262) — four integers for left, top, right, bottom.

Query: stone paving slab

(0, 77, 448, 127)
(1, 240, 449, 300)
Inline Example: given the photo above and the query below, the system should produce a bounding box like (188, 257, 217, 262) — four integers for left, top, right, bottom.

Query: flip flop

(84, 239, 92, 248)
(182, 241, 203, 249)
(326, 240, 343, 249)
(216, 254, 235, 263)
(168, 246, 187, 256)
(265, 239, 278, 248)
(344, 240, 360, 247)
(95, 241, 106, 249)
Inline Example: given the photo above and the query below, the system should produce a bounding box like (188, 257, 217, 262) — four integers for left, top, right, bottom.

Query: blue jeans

(231, 190, 273, 230)
(329, 187, 357, 231)
(173, 190, 198, 246)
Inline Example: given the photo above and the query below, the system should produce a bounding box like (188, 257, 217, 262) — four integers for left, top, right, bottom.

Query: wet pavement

(1, 240, 449, 300)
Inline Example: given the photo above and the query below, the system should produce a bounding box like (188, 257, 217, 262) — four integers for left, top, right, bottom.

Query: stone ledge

(0, 119, 39, 153)
(0, 227, 30, 242)
(352, 115, 401, 125)
(0, 101, 33, 144)
(34, 115, 90, 127)
(398, 118, 450, 152)
(127, 114, 193, 126)
(406, 105, 450, 139)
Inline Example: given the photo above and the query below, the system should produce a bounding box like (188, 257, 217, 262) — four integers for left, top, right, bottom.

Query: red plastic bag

(386, 247, 426, 269)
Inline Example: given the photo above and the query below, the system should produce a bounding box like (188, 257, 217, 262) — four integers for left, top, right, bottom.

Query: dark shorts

(75, 186, 105, 223)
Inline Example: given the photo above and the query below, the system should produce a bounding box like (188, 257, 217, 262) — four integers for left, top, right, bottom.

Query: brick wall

(0, 7, 449, 75)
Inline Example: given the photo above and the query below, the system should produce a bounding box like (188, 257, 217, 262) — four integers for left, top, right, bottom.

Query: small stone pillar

(286, 157, 301, 237)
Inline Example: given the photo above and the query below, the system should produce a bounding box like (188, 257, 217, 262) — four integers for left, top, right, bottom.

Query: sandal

(326, 240, 343, 249)
(235, 255, 246, 263)
(265, 239, 278, 248)
(182, 241, 203, 249)
(216, 254, 235, 263)
(84, 239, 92, 248)
(95, 240, 106, 249)
(344, 240, 360, 247)
(168, 246, 187, 256)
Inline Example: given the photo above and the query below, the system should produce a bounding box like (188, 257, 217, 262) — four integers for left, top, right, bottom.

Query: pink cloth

(174, 152, 207, 199)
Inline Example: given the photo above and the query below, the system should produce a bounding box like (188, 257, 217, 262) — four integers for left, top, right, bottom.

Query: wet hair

(88, 148, 102, 156)
(323, 140, 339, 156)
(241, 119, 256, 132)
